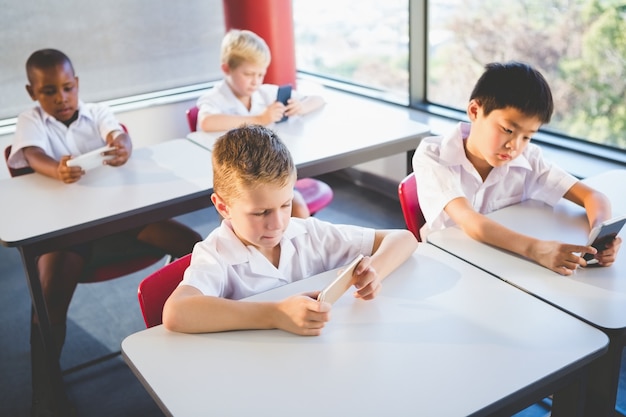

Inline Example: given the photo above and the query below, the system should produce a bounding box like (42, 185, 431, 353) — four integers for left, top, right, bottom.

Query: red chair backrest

(4, 145, 35, 177)
(138, 253, 192, 328)
(186, 107, 199, 133)
(398, 172, 425, 242)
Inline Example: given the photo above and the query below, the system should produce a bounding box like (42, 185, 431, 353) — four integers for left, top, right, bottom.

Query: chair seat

(80, 234, 167, 283)
(295, 178, 334, 215)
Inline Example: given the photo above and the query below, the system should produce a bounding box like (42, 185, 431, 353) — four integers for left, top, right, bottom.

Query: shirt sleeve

(8, 109, 51, 168)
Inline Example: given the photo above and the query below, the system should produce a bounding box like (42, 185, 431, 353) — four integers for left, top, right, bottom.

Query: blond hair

(221, 29, 271, 69)
(212, 125, 296, 203)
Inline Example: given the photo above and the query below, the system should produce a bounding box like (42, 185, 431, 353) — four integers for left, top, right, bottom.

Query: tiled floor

(1, 171, 624, 417)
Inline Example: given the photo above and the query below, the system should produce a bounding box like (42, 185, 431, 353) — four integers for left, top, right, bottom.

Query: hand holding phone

(276, 84, 292, 123)
(317, 254, 364, 304)
(584, 215, 626, 263)
(66, 145, 115, 171)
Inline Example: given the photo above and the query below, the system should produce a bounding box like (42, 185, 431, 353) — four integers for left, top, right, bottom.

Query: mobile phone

(317, 254, 364, 304)
(66, 145, 115, 171)
(584, 215, 626, 262)
(276, 84, 292, 123)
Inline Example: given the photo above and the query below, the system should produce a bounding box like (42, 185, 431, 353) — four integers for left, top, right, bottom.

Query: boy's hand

(262, 101, 287, 124)
(274, 294, 331, 336)
(352, 256, 383, 300)
(58, 155, 84, 183)
(284, 98, 303, 117)
(593, 236, 622, 267)
(531, 240, 596, 275)
(104, 135, 130, 166)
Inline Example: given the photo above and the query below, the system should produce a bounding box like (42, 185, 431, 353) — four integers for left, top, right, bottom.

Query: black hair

(26, 49, 75, 84)
(470, 62, 553, 124)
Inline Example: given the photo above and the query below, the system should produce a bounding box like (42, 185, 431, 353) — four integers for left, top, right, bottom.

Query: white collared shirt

(8, 101, 122, 168)
(413, 122, 578, 239)
(181, 217, 375, 299)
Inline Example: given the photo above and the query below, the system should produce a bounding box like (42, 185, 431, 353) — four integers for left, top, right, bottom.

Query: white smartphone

(584, 215, 626, 263)
(66, 145, 115, 171)
(317, 254, 364, 304)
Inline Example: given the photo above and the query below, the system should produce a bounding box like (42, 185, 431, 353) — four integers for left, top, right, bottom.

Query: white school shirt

(412, 122, 578, 240)
(195, 80, 303, 130)
(8, 102, 122, 169)
(181, 216, 375, 300)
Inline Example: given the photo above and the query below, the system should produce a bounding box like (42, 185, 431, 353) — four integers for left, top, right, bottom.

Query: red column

(222, 0, 296, 87)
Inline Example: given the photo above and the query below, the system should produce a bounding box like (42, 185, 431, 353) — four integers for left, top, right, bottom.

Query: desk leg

(19, 246, 71, 415)
(551, 369, 587, 417)
(584, 328, 626, 417)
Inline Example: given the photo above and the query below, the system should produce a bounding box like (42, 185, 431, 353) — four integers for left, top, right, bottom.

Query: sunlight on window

(428, 0, 626, 150)
(293, 0, 409, 96)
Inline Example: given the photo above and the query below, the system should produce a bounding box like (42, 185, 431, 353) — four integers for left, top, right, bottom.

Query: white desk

(0, 139, 214, 413)
(187, 88, 431, 177)
(122, 244, 607, 417)
(427, 169, 626, 416)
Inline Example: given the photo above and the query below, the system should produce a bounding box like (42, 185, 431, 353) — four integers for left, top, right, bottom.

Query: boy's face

(465, 100, 542, 170)
(26, 62, 79, 123)
(222, 61, 267, 99)
(213, 178, 295, 255)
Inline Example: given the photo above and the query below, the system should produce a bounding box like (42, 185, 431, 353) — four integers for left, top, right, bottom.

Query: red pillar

(222, 0, 296, 88)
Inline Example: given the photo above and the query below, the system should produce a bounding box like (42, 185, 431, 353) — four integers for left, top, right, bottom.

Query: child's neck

(259, 244, 281, 268)
(463, 139, 492, 181)
(61, 110, 79, 127)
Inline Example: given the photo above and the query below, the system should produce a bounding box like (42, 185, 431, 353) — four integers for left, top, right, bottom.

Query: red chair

(398, 172, 426, 242)
(138, 253, 192, 328)
(187, 106, 334, 215)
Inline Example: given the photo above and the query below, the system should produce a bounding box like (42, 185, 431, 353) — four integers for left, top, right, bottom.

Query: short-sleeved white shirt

(8, 101, 122, 169)
(195, 80, 303, 131)
(181, 216, 376, 300)
(412, 122, 578, 239)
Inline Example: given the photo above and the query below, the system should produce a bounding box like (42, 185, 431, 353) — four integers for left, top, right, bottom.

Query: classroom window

(0, 0, 224, 121)
(294, 0, 626, 154)
(427, 0, 626, 152)
(292, 0, 409, 101)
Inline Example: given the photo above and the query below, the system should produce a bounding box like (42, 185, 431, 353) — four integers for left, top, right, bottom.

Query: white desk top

(122, 244, 606, 417)
(428, 169, 626, 329)
(0, 139, 213, 247)
(187, 88, 430, 178)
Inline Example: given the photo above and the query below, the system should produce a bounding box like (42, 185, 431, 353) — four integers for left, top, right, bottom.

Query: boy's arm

(22, 146, 83, 183)
(564, 181, 621, 265)
(445, 197, 596, 275)
(285, 95, 326, 117)
(352, 229, 418, 300)
(163, 284, 330, 336)
(563, 182, 612, 229)
(199, 103, 286, 132)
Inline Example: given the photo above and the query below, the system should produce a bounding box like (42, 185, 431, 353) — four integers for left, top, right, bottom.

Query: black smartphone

(276, 84, 292, 123)
(584, 215, 626, 262)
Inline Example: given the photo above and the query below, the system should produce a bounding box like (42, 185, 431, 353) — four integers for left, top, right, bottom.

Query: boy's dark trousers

(30, 321, 69, 417)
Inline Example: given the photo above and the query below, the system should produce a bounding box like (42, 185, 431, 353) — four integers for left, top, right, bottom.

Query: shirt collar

(215, 219, 309, 277)
(39, 101, 92, 125)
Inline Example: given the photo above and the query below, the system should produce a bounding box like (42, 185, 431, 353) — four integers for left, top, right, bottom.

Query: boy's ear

(220, 63, 231, 75)
(467, 99, 481, 121)
(211, 192, 230, 219)
(25, 84, 36, 101)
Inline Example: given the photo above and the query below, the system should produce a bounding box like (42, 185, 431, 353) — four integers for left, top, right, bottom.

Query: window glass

(0, 0, 224, 120)
(428, 0, 626, 150)
(293, 0, 409, 98)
